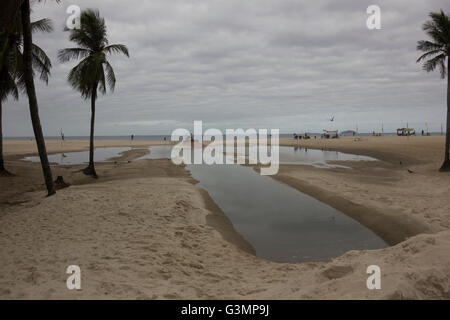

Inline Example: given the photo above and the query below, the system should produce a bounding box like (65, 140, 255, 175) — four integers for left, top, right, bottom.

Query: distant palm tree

(0, 11, 53, 179)
(417, 10, 450, 171)
(20, 0, 55, 195)
(58, 9, 129, 178)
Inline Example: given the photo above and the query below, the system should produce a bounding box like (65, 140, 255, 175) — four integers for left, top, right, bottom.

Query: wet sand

(3, 139, 173, 160)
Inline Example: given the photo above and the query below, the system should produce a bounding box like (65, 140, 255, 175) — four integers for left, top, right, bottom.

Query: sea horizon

(4, 132, 444, 140)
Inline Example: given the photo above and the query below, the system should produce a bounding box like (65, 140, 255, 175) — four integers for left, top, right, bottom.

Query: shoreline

(280, 136, 446, 168)
(199, 188, 256, 256)
(271, 171, 430, 245)
(3, 139, 174, 161)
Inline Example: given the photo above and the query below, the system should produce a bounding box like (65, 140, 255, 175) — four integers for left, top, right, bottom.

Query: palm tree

(0, 35, 18, 175)
(0, 12, 53, 178)
(417, 10, 450, 171)
(0, 0, 22, 30)
(20, 0, 55, 195)
(58, 9, 129, 178)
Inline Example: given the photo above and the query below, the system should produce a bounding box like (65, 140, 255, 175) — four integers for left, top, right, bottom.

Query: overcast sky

(3, 0, 449, 136)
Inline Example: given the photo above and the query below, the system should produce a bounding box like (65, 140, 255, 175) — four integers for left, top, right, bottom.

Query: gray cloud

(3, 0, 449, 136)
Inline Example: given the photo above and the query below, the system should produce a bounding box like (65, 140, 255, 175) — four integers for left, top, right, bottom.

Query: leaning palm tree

(58, 9, 129, 178)
(20, 0, 55, 195)
(417, 10, 450, 171)
(0, 11, 53, 179)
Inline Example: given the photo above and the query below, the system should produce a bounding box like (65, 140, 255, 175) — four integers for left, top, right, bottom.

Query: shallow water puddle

(187, 164, 387, 263)
(23, 145, 386, 262)
(278, 146, 376, 168)
(137, 145, 377, 168)
(141, 145, 386, 262)
(137, 145, 173, 160)
(23, 147, 131, 165)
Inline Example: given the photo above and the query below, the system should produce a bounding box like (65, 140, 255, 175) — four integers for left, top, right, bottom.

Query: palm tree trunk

(83, 83, 98, 178)
(0, 99, 6, 173)
(21, 0, 55, 195)
(440, 57, 450, 171)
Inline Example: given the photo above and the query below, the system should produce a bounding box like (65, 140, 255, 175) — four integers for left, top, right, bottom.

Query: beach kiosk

(397, 128, 416, 136)
(322, 130, 339, 139)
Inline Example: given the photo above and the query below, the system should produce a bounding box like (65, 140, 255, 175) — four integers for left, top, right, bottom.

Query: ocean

(4, 132, 444, 141)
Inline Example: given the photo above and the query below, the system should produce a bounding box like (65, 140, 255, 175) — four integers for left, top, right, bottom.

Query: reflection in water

(24, 147, 131, 165)
(24, 145, 385, 262)
(279, 146, 376, 168)
(138, 145, 377, 168)
(140, 145, 386, 262)
(187, 164, 387, 263)
(138, 145, 174, 160)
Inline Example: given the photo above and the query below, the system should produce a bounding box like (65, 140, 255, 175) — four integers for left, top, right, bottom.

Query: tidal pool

(141, 145, 387, 262)
(23, 147, 131, 165)
(137, 145, 376, 168)
(23, 145, 387, 262)
(187, 164, 386, 263)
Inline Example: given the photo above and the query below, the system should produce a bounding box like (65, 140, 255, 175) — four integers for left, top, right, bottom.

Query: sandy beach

(0, 136, 449, 299)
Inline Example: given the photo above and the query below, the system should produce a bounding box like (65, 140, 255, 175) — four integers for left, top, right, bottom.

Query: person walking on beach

(60, 128, 65, 148)
(131, 134, 134, 141)
(60, 129, 66, 158)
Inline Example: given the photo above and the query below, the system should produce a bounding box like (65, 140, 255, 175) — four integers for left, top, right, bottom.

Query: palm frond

(31, 44, 52, 84)
(31, 18, 54, 34)
(0, 34, 10, 66)
(68, 9, 107, 51)
(0, 13, 53, 101)
(416, 49, 442, 63)
(0, 68, 19, 102)
(98, 63, 106, 95)
(104, 44, 129, 57)
(57, 47, 91, 63)
(417, 40, 445, 53)
(422, 53, 446, 75)
(67, 53, 105, 99)
(68, 57, 94, 99)
(428, 10, 450, 42)
(68, 28, 97, 51)
(104, 61, 116, 92)
(417, 10, 450, 79)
